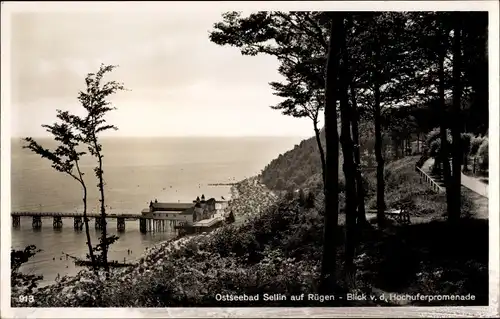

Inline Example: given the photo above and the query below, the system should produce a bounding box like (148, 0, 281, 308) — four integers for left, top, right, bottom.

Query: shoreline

(13, 184, 236, 289)
(21, 177, 275, 299)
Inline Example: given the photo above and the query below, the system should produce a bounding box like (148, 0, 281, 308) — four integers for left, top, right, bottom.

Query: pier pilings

(139, 218, 171, 233)
(139, 218, 147, 234)
(53, 216, 63, 229)
(32, 216, 42, 229)
(95, 217, 104, 230)
(117, 217, 125, 232)
(74, 217, 83, 230)
(12, 216, 20, 228)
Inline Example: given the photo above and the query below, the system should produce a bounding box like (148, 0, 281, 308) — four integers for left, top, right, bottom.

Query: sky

(9, 9, 315, 138)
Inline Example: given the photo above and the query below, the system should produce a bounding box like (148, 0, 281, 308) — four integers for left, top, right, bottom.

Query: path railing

(415, 165, 445, 193)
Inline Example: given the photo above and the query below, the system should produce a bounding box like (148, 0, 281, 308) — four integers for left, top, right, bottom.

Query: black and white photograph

(1, 1, 499, 318)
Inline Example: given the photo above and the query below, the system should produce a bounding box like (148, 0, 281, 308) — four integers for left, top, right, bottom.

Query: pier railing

(11, 211, 143, 232)
(11, 211, 142, 218)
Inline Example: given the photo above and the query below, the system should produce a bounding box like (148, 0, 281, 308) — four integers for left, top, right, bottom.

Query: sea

(10, 136, 305, 286)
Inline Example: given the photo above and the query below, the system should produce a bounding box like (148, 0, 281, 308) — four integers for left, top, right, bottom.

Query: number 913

(18, 295, 35, 303)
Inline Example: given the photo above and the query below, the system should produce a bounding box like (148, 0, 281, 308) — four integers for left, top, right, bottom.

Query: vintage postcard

(1, 1, 499, 318)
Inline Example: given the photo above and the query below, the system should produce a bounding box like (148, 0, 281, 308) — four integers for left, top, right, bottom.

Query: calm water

(11, 136, 304, 286)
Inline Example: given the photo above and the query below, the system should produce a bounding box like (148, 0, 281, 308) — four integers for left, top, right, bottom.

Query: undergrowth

(20, 157, 488, 307)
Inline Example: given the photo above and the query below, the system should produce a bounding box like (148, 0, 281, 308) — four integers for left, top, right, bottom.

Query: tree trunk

(320, 13, 342, 295)
(75, 160, 97, 272)
(75, 160, 97, 271)
(450, 16, 463, 222)
(373, 36, 386, 228)
(392, 138, 398, 159)
(314, 121, 327, 191)
(94, 135, 109, 272)
(438, 29, 453, 220)
(349, 85, 367, 225)
(339, 26, 358, 288)
(82, 183, 97, 271)
(417, 133, 420, 153)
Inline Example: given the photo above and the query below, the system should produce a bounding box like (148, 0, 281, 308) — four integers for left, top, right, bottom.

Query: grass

(356, 218, 488, 305)
(365, 156, 447, 218)
(356, 156, 488, 305)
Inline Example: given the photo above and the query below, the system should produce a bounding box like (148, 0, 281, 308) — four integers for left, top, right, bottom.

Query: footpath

(421, 158, 488, 219)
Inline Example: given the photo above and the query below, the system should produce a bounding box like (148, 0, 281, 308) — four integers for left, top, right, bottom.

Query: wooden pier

(12, 198, 230, 235)
(11, 211, 146, 232)
(10, 211, 221, 235)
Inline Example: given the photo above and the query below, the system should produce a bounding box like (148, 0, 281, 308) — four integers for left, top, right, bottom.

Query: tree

(434, 15, 454, 221)
(449, 13, 463, 222)
(348, 13, 412, 227)
(368, 14, 387, 227)
(401, 12, 485, 222)
(319, 12, 342, 295)
(209, 11, 329, 192)
(23, 111, 97, 271)
(73, 64, 125, 272)
(338, 13, 358, 288)
(345, 16, 367, 226)
(461, 12, 488, 135)
(269, 63, 326, 189)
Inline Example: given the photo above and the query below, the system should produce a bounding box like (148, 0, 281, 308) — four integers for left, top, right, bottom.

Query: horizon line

(10, 134, 311, 139)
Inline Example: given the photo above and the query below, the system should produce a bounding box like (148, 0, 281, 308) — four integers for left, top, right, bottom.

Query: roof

(151, 202, 194, 211)
(153, 208, 193, 215)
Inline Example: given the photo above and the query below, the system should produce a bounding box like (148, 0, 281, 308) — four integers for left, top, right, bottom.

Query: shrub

(27, 156, 488, 308)
(429, 139, 441, 157)
(470, 136, 487, 156)
(426, 128, 456, 159)
(461, 133, 473, 156)
(11, 245, 43, 306)
(477, 138, 488, 170)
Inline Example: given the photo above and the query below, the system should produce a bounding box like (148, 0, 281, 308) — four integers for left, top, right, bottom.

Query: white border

(1, 1, 499, 318)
